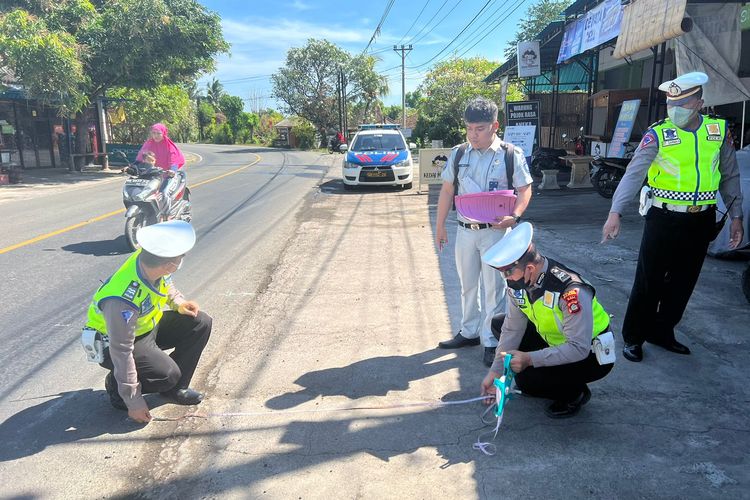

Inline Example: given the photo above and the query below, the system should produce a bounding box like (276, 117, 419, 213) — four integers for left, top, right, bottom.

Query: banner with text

(557, 0, 623, 64)
(610, 99, 641, 158)
(418, 148, 453, 190)
(502, 125, 536, 164)
(505, 101, 540, 151)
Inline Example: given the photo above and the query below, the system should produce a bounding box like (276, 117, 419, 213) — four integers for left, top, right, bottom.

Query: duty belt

(661, 203, 714, 213)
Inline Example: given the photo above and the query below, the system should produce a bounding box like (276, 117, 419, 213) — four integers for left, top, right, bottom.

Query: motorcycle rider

(137, 123, 190, 220)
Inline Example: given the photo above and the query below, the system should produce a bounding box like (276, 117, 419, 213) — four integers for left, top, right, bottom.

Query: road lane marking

(0, 153, 262, 255)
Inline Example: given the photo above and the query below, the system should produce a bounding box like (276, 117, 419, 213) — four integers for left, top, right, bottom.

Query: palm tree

(205, 78, 225, 111)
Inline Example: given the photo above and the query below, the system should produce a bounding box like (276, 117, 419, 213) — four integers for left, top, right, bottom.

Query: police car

(341, 124, 415, 190)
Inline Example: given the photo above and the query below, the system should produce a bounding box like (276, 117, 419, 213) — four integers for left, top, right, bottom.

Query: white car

(341, 125, 415, 190)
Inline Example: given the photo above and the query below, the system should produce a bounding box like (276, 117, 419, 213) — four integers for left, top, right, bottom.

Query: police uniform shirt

(101, 274, 186, 411)
(610, 116, 743, 218)
(441, 135, 533, 223)
(489, 258, 596, 373)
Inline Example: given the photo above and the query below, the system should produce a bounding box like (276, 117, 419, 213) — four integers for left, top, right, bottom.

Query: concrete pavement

(114, 161, 748, 498)
(1, 146, 747, 498)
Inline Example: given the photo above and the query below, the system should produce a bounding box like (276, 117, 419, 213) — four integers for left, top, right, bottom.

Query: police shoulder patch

(122, 280, 140, 301)
(550, 267, 571, 283)
(639, 131, 656, 149)
(121, 309, 134, 323)
(562, 288, 581, 314)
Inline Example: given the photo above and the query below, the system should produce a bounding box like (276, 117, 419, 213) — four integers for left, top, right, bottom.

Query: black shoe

(622, 343, 643, 362)
(162, 387, 204, 406)
(105, 372, 127, 411)
(438, 332, 480, 349)
(647, 338, 691, 355)
(544, 386, 591, 419)
(483, 347, 496, 367)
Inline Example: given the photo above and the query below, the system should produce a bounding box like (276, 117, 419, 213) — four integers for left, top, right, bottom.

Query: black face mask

(506, 277, 527, 290)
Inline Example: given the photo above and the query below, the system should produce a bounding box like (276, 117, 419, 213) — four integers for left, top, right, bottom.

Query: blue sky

(197, 0, 531, 112)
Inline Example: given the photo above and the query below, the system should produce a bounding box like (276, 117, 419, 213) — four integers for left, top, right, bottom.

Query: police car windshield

(352, 133, 405, 151)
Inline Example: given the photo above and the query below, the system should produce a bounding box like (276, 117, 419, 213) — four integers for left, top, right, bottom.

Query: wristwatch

(512, 214, 521, 224)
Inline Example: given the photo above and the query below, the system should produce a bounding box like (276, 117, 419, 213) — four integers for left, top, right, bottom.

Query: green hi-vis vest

(85, 250, 168, 337)
(648, 116, 724, 206)
(510, 260, 610, 347)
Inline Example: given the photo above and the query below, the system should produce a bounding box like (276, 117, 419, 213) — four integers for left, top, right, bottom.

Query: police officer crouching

(480, 223, 615, 418)
(83, 221, 211, 423)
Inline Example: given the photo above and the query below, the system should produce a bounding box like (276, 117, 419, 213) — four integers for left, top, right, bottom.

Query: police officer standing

(435, 97, 534, 366)
(84, 221, 212, 423)
(480, 223, 615, 418)
(602, 72, 744, 362)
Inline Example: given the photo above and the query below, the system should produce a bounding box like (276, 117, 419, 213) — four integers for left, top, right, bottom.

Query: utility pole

(393, 44, 412, 129)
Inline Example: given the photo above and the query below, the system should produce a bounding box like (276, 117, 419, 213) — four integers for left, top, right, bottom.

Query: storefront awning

(613, 0, 691, 59)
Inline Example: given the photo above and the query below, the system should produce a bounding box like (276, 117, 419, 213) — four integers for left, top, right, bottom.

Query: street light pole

(393, 44, 412, 129)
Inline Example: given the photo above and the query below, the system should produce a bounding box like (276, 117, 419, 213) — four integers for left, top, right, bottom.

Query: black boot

(105, 372, 127, 411)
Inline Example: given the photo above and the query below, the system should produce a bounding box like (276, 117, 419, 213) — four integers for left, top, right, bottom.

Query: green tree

(197, 100, 215, 141)
(272, 39, 346, 137)
(412, 57, 504, 146)
(504, 0, 571, 60)
(108, 84, 195, 144)
(206, 78, 225, 110)
(218, 94, 244, 141)
(293, 118, 317, 150)
(272, 39, 390, 135)
(0, 0, 228, 166)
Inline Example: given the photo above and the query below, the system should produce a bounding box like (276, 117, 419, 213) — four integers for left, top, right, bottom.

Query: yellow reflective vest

(511, 260, 610, 347)
(648, 116, 724, 207)
(85, 250, 168, 337)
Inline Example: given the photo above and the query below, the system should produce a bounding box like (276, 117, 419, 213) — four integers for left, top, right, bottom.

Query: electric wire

(407, 0, 497, 69)
(363, 0, 397, 53)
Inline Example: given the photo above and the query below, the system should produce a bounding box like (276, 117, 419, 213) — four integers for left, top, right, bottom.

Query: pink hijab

(136, 123, 185, 170)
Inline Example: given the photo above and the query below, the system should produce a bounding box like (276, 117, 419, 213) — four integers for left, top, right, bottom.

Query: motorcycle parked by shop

(117, 152, 191, 250)
(529, 128, 585, 177)
(589, 143, 636, 198)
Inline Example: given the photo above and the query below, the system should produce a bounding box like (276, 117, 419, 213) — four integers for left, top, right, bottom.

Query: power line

(363, 0, 397, 53)
(409, 0, 466, 46)
(403, 0, 452, 45)
(395, 0, 433, 46)
(453, 0, 529, 59)
(408, 0, 497, 70)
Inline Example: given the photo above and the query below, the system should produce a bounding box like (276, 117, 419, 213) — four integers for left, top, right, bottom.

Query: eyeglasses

(495, 262, 520, 277)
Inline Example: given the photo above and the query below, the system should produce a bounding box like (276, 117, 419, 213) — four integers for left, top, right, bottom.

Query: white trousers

(454, 225, 508, 347)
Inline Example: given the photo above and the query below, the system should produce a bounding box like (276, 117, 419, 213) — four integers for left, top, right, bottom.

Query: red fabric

(136, 123, 185, 170)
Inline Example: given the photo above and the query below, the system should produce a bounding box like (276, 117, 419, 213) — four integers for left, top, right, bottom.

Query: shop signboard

(557, 0, 624, 63)
(610, 99, 641, 158)
(517, 41, 541, 78)
(742, 4, 750, 31)
(502, 125, 536, 165)
(506, 100, 540, 150)
(418, 148, 452, 191)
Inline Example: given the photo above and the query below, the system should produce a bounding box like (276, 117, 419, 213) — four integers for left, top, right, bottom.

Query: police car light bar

(358, 124, 400, 130)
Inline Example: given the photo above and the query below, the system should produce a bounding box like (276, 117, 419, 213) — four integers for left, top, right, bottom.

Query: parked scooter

(589, 143, 636, 198)
(118, 152, 192, 250)
(529, 128, 585, 177)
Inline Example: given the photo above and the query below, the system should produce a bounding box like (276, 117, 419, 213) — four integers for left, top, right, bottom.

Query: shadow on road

(265, 349, 460, 410)
(0, 389, 163, 462)
(61, 235, 132, 256)
(319, 179, 408, 195)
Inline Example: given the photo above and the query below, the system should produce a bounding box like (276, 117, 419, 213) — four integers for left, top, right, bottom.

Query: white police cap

(482, 222, 533, 268)
(658, 71, 708, 101)
(136, 220, 196, 257)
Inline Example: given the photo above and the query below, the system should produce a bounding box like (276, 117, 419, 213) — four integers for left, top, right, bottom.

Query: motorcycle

(328, 138, 347, 154)
(118, 152, 192, 250)
(589, 143, 636, 198)
(529, 128, 585, 177)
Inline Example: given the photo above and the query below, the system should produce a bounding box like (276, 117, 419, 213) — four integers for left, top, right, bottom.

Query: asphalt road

(0, 144, 334, 498)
